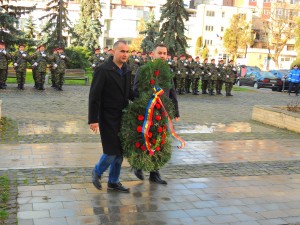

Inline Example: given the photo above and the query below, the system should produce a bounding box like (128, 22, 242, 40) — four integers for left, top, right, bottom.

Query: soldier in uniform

(31, 46, 40, 89)
(208, 58, 218, 95)
(31, 44, 49, 90)
(186, 55, 194, 93)
(201, 58, 209, 94)
(191, 56, 201, 95)
(48, 48, 58, 88)
(89, 48, 104, 71)
(0, 41, 11, 89)
(177, 54, 188, 94)
(55, 47, 69, 91)
(172, 55, 178, 91)
(13, 44, 30, 90)
(224, 59, 236, 96)
(128, 50, 141, 88)
(140, 52, 148, 65)
(216, 59, 226, 95)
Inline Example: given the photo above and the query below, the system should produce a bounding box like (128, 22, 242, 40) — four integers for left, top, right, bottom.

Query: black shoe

(228, 93, 233, 96)
(134, 169, 144, 180)
(92, 169, 102, 190)
(39, 85, 45, 90)
(107, 182, 130, 193)
(149, 171, 167, 185)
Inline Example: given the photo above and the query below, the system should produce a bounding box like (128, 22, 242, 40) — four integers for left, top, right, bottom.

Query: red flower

(155, 103, 161, 109)
(150, 79, 155, 85)
(137, 115, 144, 121)
(141, 145, 146, 151)
(149, 150, 154, 156)
(154, 70, 160, 77)
(155, 115, 161, 121)
(162, 133, 166, 139)
(161, 140, 165, 145)
(135, 142, 141, 148)
(161, 111, 167, 117)
(137, 126, 142, 133)
(152, 139, 157, 144)
(157, 127, 163, 133)
(150, 120, 153, 126)
(155, 146, 161, 151)
(148, 132, 153, 138)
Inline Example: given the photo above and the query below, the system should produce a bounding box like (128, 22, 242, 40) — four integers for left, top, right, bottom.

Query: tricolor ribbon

(142, 85, 186, 154)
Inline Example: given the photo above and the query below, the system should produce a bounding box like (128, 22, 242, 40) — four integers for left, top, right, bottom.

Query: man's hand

(89, 123, 99, 133)
(174, 117, 180, 122)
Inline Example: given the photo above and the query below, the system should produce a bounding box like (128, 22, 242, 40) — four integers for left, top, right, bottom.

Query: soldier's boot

(228, 92, 233, 96)
(192, 90, 199, 95)
(20, 83, 24, 90)
(51, 81, 56, 88)
(17, 84, 21, 89)
(39, 83, 45, 90)
(57, 85, 63, 91)
(210, 90, 214, 95)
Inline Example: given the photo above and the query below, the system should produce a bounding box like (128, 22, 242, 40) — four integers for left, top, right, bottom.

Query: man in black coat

(133, 43, 180, 185)
(88, 40, 134, 193)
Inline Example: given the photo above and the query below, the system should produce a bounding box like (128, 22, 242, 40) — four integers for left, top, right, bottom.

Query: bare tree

(263, 2, 299, 69)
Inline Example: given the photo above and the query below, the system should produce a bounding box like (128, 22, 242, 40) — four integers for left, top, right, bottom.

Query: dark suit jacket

(88, 56, 134, 155)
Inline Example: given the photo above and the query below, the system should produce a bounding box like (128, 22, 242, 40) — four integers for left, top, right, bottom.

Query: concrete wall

(252, 105, 300, 133)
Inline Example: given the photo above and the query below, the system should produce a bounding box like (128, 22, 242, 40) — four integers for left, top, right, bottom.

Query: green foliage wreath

(120, 59, 176, 171)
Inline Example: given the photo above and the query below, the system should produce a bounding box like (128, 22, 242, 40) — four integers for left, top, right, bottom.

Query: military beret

(0, 41, 5, 45)
(180, 54, 186, 58)
(131, 50, 136, 53)
(108, 48, 113, 51)
(94, 48, 100, 51)
(188, 55, 193, 59)
(19, 43, 26, 47)
(219, 59, 224, 62)
(173, 55, 178, 58)
(204, 58, 208, 61)
(195, 56, 200, 59)
(211, 58, 215, 61)
(141, 52, 146, 55)
(229, 59, 234, 63)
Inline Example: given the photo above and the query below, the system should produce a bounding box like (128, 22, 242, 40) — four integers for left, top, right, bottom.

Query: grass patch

(0, 117, 19, 144)
(0, 176, 9, 221)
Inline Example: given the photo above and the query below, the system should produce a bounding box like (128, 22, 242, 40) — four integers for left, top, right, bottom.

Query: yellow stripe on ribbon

(142, 86, 185, 154)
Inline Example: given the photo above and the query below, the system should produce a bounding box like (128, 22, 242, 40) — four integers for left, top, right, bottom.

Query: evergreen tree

(39, 0, 73, 50)
(73, 0, 102, 51)
(156, 0, 189, 56)
(24, 15, 35, 40)
(140, 13, 159, 53)
(0, 0, 35, 47)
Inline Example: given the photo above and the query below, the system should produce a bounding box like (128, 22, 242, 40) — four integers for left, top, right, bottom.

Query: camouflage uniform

(224, 62, 237, 96)
(48, 50, 58, 88)
(128, 55, 141, 88)
(186, 58, 194, 93)
(55, 50, 69, 91)
(13, 49, 30, 90)
(216, 61, 226, 95)
(31, 49, 49, 90)
(30, 48, 39, 89)
(177, 58, 188, 94)
(167, 57, 178, 91)
(0, 46, 12, 89)
(89, 53, 105, 71)
(191, 59, 201, 95)
(201, 60, 210, 94)
(208, 60, 218, 95)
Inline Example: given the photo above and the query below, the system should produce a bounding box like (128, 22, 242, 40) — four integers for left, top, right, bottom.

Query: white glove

(216, 66, 219, 68)
(192, 71, 195, 74)
(22, 54, 27, 57)
(232, 68, 236, 71)
(218, 74, 221, 76)
(53, 64, 57, 68)
(168, 62, 172, 65)
(42, 53, 46, 57)
(186, 72, 188, 75)
(200, 64, 203, 67)
(14, 63, 18, 66)
(2, 50, 6, 54)
(134, 58, 139, 62)
(177, 71, 181, 74)
(92, 64, 95, 67)
(223, 67, 225, 69)
(202, 71, 204, 74)
(60, 55, 65, 59)
(33, 62, 38, 66)
(226, 75, 229, 78)
(100, 57, 104, 61)
(208, 72, 212, 75)
(184, 63, 187, 66)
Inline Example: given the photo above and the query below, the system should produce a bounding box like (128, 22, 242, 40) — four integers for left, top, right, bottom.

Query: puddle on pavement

(18, 120, 89, 135)
(177, 122, 252, 134)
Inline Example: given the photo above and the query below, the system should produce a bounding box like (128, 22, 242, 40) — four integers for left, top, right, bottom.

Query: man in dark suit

(88, 40, 134, 193)
(133, 43, 180, 185)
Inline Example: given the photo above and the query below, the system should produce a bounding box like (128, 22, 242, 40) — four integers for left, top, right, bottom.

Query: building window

(205, 39, 213, 46)
(221, 27, 224, 32)
(250, 0, 256, 1)
(287, 45, 294, 51)
(290, 0, 300, 3)
(206, 11, 215, 17)
(263, 0, 270, 2)
(222, 12, 225, 17)
(263, 9, 270, 15)
(276, 9, 283, 16)
(205, 25, 214, 31)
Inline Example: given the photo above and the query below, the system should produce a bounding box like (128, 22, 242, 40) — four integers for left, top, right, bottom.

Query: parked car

(237, 70, 279, 89)
(236, 65, 261, 84)
(269, 69, 291, 92)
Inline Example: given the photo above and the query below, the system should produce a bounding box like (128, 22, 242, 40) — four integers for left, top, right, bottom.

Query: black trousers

(288, 82, 299, 94)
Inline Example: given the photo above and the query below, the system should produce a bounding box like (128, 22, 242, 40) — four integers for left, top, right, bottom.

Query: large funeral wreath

(120, 59, 184, 171)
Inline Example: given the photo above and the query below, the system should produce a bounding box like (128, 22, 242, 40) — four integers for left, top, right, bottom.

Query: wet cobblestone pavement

(1, 84, 300, 225)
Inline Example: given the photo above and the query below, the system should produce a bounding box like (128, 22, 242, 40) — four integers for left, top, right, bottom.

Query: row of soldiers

(168, 54, 237, 96)
(0, 41, 68, 91)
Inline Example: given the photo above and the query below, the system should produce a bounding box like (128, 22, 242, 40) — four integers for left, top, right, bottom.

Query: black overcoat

(88, 57, 134, 155)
